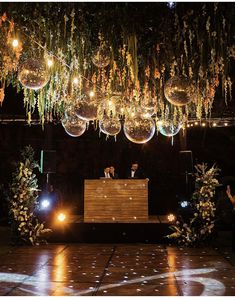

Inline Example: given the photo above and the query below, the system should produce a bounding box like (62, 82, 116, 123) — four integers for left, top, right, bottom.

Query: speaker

(40, 150, 56, 174)
(179, 150, 193, 174)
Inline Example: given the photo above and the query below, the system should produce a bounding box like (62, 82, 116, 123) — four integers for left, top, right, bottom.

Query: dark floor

(1, 242, 235, 296)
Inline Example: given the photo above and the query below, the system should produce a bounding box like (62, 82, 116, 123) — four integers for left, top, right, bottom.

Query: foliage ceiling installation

(0, 2, 234, 143)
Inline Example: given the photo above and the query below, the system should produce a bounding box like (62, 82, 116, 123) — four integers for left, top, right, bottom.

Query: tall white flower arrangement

(8, 146, 51, 245)
(168, 163, 220, 246)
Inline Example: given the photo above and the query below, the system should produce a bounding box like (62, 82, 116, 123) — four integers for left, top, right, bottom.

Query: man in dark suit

(128, 162, 145, 179)
(110, 166, 119, 179)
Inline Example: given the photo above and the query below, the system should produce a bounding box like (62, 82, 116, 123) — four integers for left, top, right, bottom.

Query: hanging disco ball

(164, 76, 194, 106)
(91, 45, 111, 68)
(62, 114, 87, 137)
(99, 117, 121, 136)
(123, 114, 155, 144)
(74, 93, 98, 121)
(18, 58, 50, 90)
(158, 119, 182, 137)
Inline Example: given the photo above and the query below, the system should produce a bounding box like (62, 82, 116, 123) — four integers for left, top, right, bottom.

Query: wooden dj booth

(84, 179, 148, 222)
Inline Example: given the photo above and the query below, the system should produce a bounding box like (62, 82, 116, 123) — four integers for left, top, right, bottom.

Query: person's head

(110, 166, 115, 173)
(104, 167, 110, 173)
(131, 162, 139, 171)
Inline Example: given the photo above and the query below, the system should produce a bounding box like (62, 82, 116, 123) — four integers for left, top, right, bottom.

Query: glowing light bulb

(89, 91, 95, 97)
(47, 59, 53, 67)
(57, 213, 66, 222)
(190, 124, 194, 127)
(195, 121, 198, 125)
(212, 122, 217, 127)
(224, 122, 228, 126)
(12, 39, 19, 48)
(73, 77, 79, 85)
(187, 124, 190, 128)
(202, 123, 206, 127)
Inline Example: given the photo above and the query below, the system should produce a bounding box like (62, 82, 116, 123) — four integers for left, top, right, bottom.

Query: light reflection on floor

(0, 244, 235, 296)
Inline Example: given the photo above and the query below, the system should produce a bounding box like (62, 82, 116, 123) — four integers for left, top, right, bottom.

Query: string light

(47, 59, 53, 67)
(190, 123, 194, 127)
(89, 91, 95, 97)
(12, 39, 19, 48)
(202, 122, 206, 127)
(73, 77, 79, 85)
(194, 121, 198, 125)
(224, 122, 228, 126)
(187, 124, 190, 128)
(212, 122, 217, 127)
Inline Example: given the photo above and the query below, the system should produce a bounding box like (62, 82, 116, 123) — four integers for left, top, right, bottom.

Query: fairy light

(89, 91, 95, 97)
(12, 39, 19, 48)
(224, 122, 228, 126)
(167, 214, 176, 222)
(202, 122, 206, 127)
(47, 59, 53, 67)
(190, 123, 194, 127)
(73, 77, 79, 85)
(187, 124, 190, 128)
(212, 122, 217, 127)
(195, 121, 198, 125)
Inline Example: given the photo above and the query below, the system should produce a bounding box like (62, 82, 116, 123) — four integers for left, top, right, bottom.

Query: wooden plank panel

(84, 179, 148, 222)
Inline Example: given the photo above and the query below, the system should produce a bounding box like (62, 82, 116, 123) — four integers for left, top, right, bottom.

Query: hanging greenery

(167, 163, 220, 246)
(0, 3, 234, 141)
(8, 145, 51, 245)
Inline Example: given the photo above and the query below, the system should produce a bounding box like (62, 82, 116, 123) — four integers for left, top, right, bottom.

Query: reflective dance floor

(1, 243, 235, 296)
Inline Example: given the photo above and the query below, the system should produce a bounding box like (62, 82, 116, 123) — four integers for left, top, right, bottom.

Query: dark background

(1, 89, 235, 218)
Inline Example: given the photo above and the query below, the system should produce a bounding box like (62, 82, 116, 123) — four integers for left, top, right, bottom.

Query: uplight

(57, 213, 66, 222)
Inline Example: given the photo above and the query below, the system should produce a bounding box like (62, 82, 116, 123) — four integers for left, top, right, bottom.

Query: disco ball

(62, 114, 87, 137)
(91, 45, 111, 68)
(74, 93, 98, 121)
(158, 120, 182, 137)
(123, 114, 155, 144)
(164, 76, 194, 106)
(99, 117, 121, 136)
(18, 58, 50, 90)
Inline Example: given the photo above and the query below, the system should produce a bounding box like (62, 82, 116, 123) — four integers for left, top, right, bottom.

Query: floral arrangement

(8, 145, 51, 245)
(167, 163, 220, 246)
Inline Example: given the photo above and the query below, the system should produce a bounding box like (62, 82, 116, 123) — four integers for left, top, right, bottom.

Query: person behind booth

(226, 185, 235, 251)
(127, 162, 145, 179)
(110, 166, 119, 179)
(101, 167, 111, 178)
